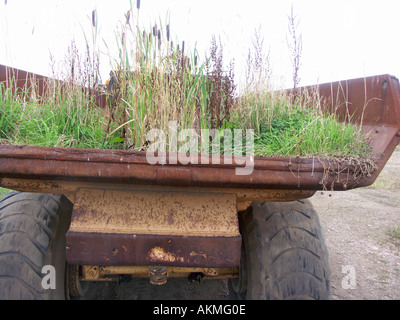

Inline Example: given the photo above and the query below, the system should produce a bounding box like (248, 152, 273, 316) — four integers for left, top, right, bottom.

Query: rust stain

(190, 250, 207, 259)
(148, 246, 184, 263)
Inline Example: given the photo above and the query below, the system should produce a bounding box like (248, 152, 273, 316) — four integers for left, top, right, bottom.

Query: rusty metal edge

(0, 147, 377, 190)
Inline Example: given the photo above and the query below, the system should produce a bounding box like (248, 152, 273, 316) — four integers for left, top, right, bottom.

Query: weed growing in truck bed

(252, 108, 371, 158)
(0, 80, 109, 149)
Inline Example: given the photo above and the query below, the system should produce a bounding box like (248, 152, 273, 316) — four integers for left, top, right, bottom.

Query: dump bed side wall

(317, 75, 400, 127)
(312, 75, 400, 183)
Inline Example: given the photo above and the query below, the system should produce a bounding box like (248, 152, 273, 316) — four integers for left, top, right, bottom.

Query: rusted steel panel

(0, 64, 50, 99)
(307, 74, 400, 185)
(66, 232, 241, 267)
(66, 187, 241, 266)
(314, 75, 400, 127)
(0, 64, 107, 107)
(68, 188, 239, 236)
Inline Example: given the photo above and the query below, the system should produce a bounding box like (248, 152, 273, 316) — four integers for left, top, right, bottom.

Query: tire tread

(232, 199, 331, 300)
(0, 192, 72, 300)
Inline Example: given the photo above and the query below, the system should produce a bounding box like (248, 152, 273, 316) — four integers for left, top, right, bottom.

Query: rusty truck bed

(0, 70, 399, 193)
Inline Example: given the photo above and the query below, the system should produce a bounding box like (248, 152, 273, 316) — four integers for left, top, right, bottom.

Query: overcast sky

(1, 0, 399, 89)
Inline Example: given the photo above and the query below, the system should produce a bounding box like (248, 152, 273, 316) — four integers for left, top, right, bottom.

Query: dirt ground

(313, 148, 400, 300)
(80, 148, 400, 300)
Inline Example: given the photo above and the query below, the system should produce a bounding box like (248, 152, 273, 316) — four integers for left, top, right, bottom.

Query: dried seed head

(125, 10, 131, 25)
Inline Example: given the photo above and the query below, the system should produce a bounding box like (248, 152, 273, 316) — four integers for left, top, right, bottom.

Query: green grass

(0, 82, 120, 149)
(0, 79, 371, 159)
(252, 109, 370, 157)
(228, 85, 371, 158)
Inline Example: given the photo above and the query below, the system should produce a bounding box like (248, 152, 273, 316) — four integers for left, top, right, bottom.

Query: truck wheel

(0, 191, 73, 299)
(229, 200, 331, 300)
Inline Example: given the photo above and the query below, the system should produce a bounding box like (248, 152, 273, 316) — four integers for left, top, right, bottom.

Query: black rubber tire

(0, 191, 73, 300)
(229, 199, 331, 300)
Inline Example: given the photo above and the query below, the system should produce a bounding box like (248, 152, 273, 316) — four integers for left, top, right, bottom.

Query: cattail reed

(91, 10, 96, 28)
(157, 30, 161, 49)
(166, 24, 170, 42)
(167, 23, 169, 41)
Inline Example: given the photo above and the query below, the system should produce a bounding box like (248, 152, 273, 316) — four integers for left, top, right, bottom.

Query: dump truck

(0, 64, 399, 300)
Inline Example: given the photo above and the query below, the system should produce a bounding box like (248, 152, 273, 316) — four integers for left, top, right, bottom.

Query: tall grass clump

(0, 82, 107, 149)
(103, 7, 235, 151)
(0, 42, 114, 149)
(106, 20, 206, 149)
